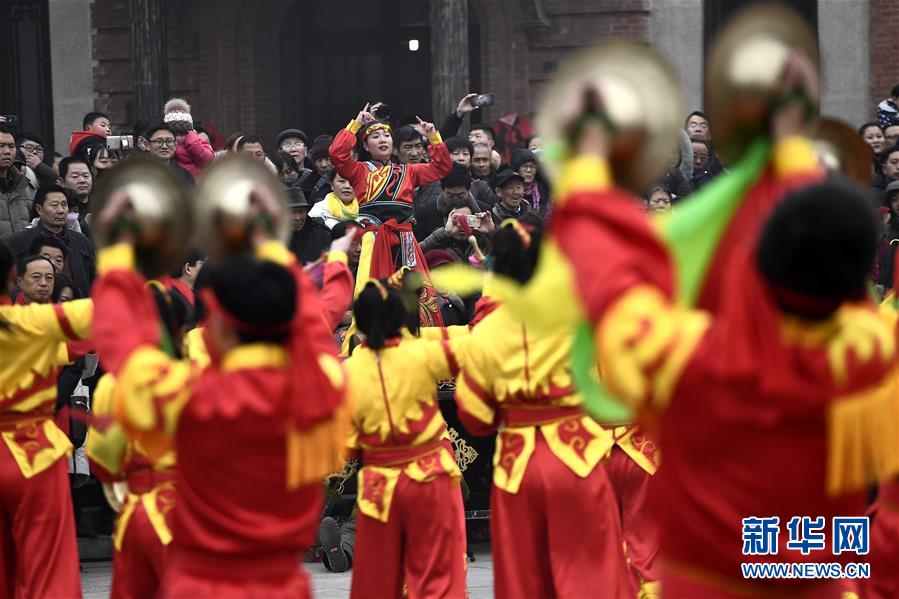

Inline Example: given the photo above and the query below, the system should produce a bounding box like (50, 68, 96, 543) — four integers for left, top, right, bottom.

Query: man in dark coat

(286, 187, 332, 264)
(6, 185, 95, 297)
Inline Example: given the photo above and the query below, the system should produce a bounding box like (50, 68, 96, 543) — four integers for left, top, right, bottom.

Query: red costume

(0, 296, 93, 599)
(552, 149, 897, 597)
(87, 373, 176, 599)
(329, 120, 452, 332)
(454, 293, 634, 599)
(92, 243, 349, 598)
(345, 334, 467, 598)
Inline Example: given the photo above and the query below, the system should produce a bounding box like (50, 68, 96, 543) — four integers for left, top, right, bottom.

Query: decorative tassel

(286, 401, 352, 490)
(827, 371, 899, 495)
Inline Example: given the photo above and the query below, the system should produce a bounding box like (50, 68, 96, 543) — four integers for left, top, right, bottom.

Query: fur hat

(310, 136, 332, 162)
(163, 98, 193, 132)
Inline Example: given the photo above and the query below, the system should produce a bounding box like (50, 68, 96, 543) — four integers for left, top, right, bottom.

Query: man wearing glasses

(276, 128, 317, 195)
(143, 123, 194, 187)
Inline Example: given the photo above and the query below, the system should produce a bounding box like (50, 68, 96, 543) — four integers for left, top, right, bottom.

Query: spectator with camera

(17, 131, 58, 190)
(420, 202, 493, 266)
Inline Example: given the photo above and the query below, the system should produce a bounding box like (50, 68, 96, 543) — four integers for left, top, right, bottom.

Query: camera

(0, 115, 18, 127)
(470, 94, 495, 108)
(371, 102, 391, 120)
(106, 135, 134, 152)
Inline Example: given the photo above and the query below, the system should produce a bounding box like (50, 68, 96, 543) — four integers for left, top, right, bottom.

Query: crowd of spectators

(2, 80, 899, 546)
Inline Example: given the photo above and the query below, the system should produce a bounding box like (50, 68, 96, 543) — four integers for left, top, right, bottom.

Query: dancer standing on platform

(329, 104, 453, 335)
(92, 200, 352, 597)
(452, 220, 634, 599)
(345, 274, 467, 599)
(0, 244, 92, 598)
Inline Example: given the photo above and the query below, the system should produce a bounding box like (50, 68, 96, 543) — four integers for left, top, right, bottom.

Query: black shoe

(319, 517, 349, 573)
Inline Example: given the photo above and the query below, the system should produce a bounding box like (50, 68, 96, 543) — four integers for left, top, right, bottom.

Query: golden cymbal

(812, 117, 874, 185)
(535, 40, 684, 194)
(195, 156, 290, 261)
(705, 3, 820, 164)
(91, 155, 194, 278)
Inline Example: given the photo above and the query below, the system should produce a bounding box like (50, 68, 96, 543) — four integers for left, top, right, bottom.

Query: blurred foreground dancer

(92, 208, 349, 597)
(453, 221, 634, 599)
(0, 242, 92, 598)
(553, 118, 897, 597)
(86, 286, 184, 598)
(344, 276, 467, 598)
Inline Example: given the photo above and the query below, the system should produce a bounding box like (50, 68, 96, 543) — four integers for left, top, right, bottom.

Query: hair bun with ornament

(163, 98, 193, 132)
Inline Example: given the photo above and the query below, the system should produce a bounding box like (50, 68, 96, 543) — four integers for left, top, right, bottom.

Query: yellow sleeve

(772, 136, 819, 179)
(86, 375, 128, 479)
(452, 329, 498, 425)
(116, 346, 196, 459)
(596, 285, 709, 411)
(418, 339, 457, 381)
(346, 120, 362, 135)
(427, 130, 443, 145)
(12, 299, 93, 344)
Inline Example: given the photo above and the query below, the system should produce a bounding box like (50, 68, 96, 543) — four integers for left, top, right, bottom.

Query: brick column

(869, 0, 899, 116)
(430, 0, 470, 124)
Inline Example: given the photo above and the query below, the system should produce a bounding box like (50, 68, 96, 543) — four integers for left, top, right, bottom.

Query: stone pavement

(81, 544, 495, 598)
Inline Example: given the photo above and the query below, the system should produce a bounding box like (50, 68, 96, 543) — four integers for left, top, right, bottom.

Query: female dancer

(329, 105, 452, 333)
(345, 277, 466, 599)
(453, 220, 634, 598)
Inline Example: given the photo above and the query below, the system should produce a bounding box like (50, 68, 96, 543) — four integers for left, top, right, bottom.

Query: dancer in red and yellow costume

(330, 105, 452, 332)
(87, 285, 185, 599)
(550, 111, 898, 597)
(452, 220, 635, 599)
(344, 277, 467, 599)
(0, 245, 92, 598)
(92, 220, 349, 597)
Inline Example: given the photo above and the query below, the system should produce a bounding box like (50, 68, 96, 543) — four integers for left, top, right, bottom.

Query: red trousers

(111, 499, 170, 599)
(351, 472, 467, 599)
(857, 483, 899, 599)
(606, 445, 661, 588)
(0, 454, 81, 599)
(491, 435, 634, 599)
(662, 565, 843, 598)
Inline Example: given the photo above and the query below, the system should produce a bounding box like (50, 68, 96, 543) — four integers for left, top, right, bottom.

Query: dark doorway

(0, 0, 54, 146)
(280, 0, 433, 139)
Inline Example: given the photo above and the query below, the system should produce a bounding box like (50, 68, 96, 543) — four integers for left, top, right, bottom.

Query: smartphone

(0, 115, 18, 127)
(471, 94, 495, 108)
(106, 135, 134, 151)
(457, 214, 481, 229)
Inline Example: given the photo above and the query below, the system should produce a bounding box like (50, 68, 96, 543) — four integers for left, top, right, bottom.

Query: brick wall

(869, 0, 899, 108)
(473, 0, 650, 123)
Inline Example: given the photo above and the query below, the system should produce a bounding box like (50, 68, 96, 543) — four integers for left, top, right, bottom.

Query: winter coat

(6, 221, 96, 297)
(174, 130, 214, 179)
(288, 217, 332, 264)
(0, 168, 35, 241)
(877, 99, 899, 130)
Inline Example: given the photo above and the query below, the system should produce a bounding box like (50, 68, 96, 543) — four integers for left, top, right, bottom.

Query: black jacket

(288, 217, 332, 264)
(7, 222, 96, 297)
